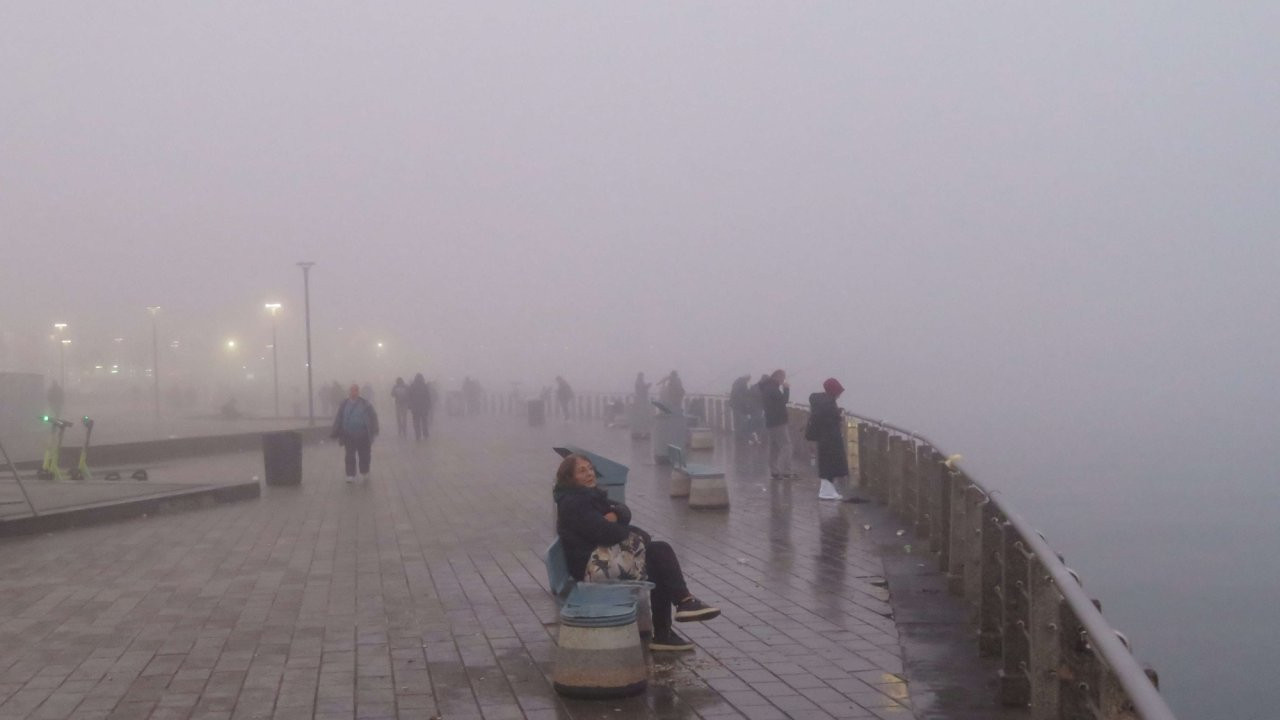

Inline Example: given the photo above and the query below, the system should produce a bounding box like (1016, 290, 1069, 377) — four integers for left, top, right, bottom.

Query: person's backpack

(803, 413, 820, 442)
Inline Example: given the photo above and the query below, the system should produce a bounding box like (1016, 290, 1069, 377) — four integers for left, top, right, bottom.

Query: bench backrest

(666, 444, 686, 469)
(545, 537, 575, 602)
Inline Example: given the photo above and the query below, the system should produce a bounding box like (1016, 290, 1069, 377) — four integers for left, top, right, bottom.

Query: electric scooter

(69, 416, 93, 481)
(36, 415, 71, 481)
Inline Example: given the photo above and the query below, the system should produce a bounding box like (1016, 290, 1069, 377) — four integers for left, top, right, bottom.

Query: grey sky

(3, 5, 1279, 711)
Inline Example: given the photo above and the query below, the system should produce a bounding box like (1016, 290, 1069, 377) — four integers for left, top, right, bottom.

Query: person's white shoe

(345, 475, 355, 484)
(818, 479, 844, 501)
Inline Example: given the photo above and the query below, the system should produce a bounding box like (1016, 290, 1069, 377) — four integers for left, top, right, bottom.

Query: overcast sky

(3, 3, 1279, 714)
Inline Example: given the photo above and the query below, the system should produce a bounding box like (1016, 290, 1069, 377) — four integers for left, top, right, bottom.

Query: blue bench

(666, 445, 729, 510)
(666, 444, 723, 479)
(553, 446, 629, 504)
(544, 538, 653, 698)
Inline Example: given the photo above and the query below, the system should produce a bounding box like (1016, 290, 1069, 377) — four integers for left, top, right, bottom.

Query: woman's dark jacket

(554, 485, 633, 581)
(808, 392, 849, 479)
(758, 376, 790, 428)
(406, 379, 431, 414)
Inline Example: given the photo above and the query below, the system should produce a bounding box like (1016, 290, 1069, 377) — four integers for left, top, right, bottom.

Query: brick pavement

(0, 417, 918, 720)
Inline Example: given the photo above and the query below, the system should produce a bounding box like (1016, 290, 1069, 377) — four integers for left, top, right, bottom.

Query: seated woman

(553, 453, 720, 652)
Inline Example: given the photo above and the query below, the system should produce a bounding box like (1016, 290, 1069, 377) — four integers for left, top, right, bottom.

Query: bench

(666, 445, 728, 509)
(544, 538, 653, 698)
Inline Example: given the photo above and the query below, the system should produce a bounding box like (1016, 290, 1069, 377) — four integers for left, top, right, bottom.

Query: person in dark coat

(406, 374, 432, 442)
(555, 376, 574, 420)
(728, 375, 753, 442)
(330, 384, 379, 482)
(554, 453, 720, 653)
(757, 369, 795, 479)
(809, 378, 851, 501)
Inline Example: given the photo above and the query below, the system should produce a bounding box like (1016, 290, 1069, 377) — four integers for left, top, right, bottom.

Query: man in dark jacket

(331, 384, 379, 482)
(406, 374, 431, 442)
(758, 369, 796, 479)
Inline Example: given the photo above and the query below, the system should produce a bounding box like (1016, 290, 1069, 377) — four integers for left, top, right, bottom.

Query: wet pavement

(0, 416, 965, 719)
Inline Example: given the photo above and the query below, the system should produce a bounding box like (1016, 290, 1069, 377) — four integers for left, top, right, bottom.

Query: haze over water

(3, 4, 1279, 718)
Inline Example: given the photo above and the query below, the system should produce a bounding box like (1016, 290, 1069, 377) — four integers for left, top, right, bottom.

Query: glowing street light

(264, 302, 282, 417)
(226, 339, 237, 350)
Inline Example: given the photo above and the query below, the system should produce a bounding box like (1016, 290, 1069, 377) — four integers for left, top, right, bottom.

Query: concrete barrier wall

(14, 425, 331, 470)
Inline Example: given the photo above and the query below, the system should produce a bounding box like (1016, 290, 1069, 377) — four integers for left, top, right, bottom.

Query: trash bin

(554, 446, 629, 503)
(262, 430, 302, 486)
(528, 399, 546, 427)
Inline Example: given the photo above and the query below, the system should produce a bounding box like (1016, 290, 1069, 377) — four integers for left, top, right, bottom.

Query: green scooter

(36, 415, 71, 481)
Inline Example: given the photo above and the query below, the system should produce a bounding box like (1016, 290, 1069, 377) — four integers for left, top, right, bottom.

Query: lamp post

(264, 303, 282, 418)
(58, 339, 70, 388)
(146, 306, 161, 434)
(297, 261, 316, 426)
(52, 323, 67, 386)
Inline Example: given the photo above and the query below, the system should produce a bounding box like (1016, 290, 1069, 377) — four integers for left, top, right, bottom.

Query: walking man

(407, 374, 432, 441)
(331, 384, 379, 482)
(758, 369, 796, 479)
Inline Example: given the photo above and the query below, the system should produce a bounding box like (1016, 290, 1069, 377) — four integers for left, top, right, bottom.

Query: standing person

(554, 453, 720, 652)
(555, 376, 574, 420)
(331, 384, 379, 483)
(657, 371, 685, 413)
(758, 369, 796, 479)
(390, 377, 410, 439)
(809, 378, 853, 501)
(634, 372, 650, 405)
(361, 382, 375, 410)
(728, 375, 753, 441)
(407, 373, 431, 442)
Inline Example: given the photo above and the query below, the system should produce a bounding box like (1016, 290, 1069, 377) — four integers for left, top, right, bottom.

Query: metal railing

(683, 392, 1176, 720)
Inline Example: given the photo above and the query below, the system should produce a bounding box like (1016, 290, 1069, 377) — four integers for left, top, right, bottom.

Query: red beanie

(823, 378, 845, 397)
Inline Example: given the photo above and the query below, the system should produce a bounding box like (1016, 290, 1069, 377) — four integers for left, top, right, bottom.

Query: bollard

(688, 474, 729, 510)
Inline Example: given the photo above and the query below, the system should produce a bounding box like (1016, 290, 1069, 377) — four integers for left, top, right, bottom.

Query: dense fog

(2, 4, 1277, 716)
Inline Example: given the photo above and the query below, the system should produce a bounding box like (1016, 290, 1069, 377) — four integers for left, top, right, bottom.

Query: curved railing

(682, 392, 1176, 720)
(465, 387, 1176, 719)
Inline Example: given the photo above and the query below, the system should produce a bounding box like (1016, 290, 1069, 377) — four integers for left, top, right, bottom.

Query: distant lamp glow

(226, 339, 237, 349)
(53, 323, 67, 332)
(61, 339, 71, 346)
(264, 302, 282, 314)
(376, 342, 384, 349)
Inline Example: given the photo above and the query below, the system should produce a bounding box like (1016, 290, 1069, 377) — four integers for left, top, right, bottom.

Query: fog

(2, 3, 1278, 716)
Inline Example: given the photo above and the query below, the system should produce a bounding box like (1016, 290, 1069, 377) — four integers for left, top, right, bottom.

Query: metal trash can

(528, 399, 546, 426)
(262, 431, 302, 486)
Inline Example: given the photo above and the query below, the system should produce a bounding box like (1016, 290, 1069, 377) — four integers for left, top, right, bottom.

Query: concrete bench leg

(553, 621, 647, 699)
(688, 475, 729, 510)
(669, 469, 691, 498)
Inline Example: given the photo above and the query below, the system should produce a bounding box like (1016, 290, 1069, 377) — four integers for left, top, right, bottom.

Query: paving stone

(0, 418, 928, 719)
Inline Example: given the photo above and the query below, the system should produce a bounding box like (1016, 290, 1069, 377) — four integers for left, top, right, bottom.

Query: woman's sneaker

(649, 628, 695, 652)
(675, 597, 721, 622)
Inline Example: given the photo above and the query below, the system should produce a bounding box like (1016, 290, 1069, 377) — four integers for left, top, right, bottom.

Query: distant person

(361, 382, 375, 409)
(758, 369, 796, 479)
(728, 375, 753, 441)
(331, 384, 379, 482)
(634, 372, 650, 405)
(462, 376, 483, 415)
(407, 374, 432, 442)
(657, 371, 685, 413)
(555, 376, 574, 420)
(46, 381, 65, 419)
(808, 378, 860, 501)
(390, 377, 410, 439)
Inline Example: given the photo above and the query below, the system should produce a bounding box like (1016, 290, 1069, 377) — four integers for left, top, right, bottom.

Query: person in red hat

(808, 377, 855, 500)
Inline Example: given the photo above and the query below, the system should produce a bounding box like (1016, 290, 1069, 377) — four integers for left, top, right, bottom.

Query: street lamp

(264, 303, 282, 417)
(297, 261, 316, 426)
(58, 339, 70, 388)
(146, 306, 161, 434)
(52, 323, 68, 387)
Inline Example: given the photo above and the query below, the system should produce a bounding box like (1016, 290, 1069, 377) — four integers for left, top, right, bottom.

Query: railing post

(1000, 527, 1032, 707)
(980, 501, 1003, 656)
(963, 486, 984, 617)
(914, 445, 937, 542)
(902, 440, 919, 526)
(886, 436, 905, 514)
(846, 420, 862, 497)
(935, 458, 952, 571)
(1028, 554, 1062, 720)
(1059, 580, 1101, 719)
(947, 471, 968, 594)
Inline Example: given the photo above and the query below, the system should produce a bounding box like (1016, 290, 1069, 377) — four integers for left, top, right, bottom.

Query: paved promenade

(0, 417, 927, 720)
